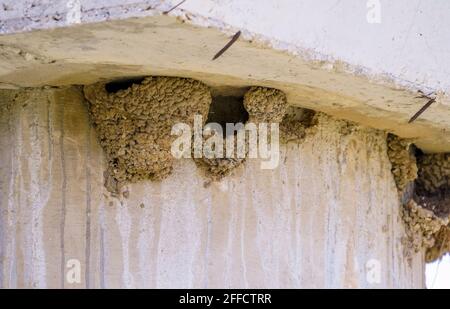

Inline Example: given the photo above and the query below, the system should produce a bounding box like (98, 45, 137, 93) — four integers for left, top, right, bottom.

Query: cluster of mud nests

(84, 75, 450, 260)
(387, 134, 450, 261)
(84, 77, 316, 188)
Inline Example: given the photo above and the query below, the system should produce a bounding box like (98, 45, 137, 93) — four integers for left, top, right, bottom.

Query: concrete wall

(0, 87, 424, 288)
(178, 0, 450, 92)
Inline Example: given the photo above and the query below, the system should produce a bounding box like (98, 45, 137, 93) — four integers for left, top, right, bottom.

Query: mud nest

(280, 106, 317, 143)
(401, 200, 449, 260)
(196, 86, 289, 180)
(426, 225, 450, 262)
(195, 134, 248, 181)
(413, 153, 450, 262)
(386, 134, 418, 195)
(415, 153, 450, 217)
(243, 86, 288, 123)
(387, 134, 450, 261)
(84, 76, 211, 191)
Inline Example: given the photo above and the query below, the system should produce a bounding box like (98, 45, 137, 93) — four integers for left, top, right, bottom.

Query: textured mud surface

(401, 200, 448, 259)
(387, 134, 418, 195)
(387, 135, 450, 261)
(195, 134, 248, 181)
(199, 87, 298, 180)
(197, 86, 289, 181)
(84, 76, 211, 191)
(280, 107, 317, 143)
(243, 86, 288, 123)
(415, 153, 450, 217)
(413, 153, 450, 261)
(426, 226, 450, 262)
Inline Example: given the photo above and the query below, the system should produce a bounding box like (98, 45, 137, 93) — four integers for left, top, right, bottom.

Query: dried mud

(84, 76, 211, 191)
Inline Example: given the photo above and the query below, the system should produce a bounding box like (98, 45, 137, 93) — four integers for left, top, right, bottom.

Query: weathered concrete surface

(0, 87, 425, 288)
(0, 11, 449, 154)
(1, 0, 450, 93)
(0, 0, 450, 153)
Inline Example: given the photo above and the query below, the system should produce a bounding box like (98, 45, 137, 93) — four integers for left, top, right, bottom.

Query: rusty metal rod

(212, 31, 241, 60)
(163, 0, 187, 15)
(408, 98, 436, 123)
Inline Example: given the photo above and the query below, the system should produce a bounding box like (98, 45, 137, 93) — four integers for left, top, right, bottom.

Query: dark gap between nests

(104, 76, 147, 93)
(205, 95, 249, 137)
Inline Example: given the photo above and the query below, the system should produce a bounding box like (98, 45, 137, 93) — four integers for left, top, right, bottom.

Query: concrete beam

(0, 1, 449, 152)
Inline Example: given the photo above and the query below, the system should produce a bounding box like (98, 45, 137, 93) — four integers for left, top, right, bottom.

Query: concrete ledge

(0, 1, 449, 153)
